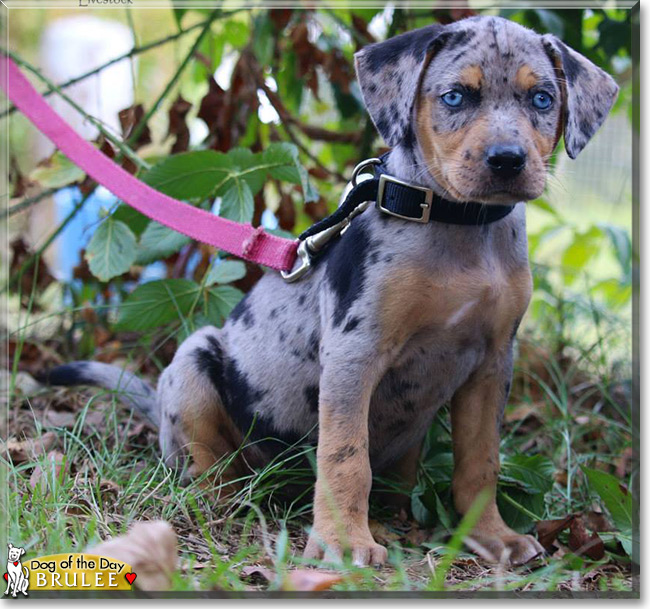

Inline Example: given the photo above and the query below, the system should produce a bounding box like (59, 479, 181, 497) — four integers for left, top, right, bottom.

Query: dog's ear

(542, 35, 619, 159)
(19, 549, 25, 556)
(354, 24, 450, 147)
(7, 543, 12, 550)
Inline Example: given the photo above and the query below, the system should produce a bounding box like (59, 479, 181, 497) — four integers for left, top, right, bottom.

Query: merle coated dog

(43, 16, 618, 567)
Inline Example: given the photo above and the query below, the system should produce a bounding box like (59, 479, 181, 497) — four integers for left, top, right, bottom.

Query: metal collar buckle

(281, 159, 379, 283)
(376, 174, 433, 224)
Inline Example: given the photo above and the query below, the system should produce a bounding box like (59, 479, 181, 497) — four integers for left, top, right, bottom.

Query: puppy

(42, 16, 618, 567)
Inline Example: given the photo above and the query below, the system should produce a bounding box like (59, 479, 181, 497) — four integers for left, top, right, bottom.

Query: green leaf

(112, 204, 150, 236)
(253, 14, 275, 64)
(582, 466, 633, 532)
(220, 179, 254, 224)
(533, 9, 565, 36)
(135, 221, 191, 265)
(222, 18, 250, 48)
(501, 454, 555, 495)
(116, 279, 200, 332)
(226, 148, 267, 195)
(265, 143, 319, 202)
(561, 226, 603, 278)
(528, 197, 562, 219)
(205, 285, 244, 325)
(30, 151, 85, 189)
(599, 223, 632, 280)
(205, 260, 247, 286)
(143, 151, 231, 200)
(84, 218, 137, 282)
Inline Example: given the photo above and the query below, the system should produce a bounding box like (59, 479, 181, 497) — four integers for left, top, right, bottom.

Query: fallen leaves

(536, 513, 607, 561)
(241, 566, 343, 592)
(87, 521, 178, 591)
(6, 431, 57, 464)
(30, 450, 66, 491)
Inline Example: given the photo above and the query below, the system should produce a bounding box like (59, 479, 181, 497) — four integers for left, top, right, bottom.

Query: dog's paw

(304, 531, 388, 567)
(467, 532, 545, 566)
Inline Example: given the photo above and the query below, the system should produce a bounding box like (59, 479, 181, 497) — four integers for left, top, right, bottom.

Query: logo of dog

(4, 544, 29, 597)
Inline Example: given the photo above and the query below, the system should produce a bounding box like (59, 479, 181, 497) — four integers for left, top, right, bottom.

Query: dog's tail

(38, 362, 159, 427)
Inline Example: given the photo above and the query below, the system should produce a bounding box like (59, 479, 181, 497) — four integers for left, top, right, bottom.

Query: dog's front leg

(451, 358, 545, 566)
(304, 361, 388, 567)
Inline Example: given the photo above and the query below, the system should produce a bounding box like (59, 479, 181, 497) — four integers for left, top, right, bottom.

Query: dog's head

(7, 544, 25, 562)
(355, 16, 619, 204)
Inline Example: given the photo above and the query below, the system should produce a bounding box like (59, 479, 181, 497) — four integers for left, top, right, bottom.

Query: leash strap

(1, 56, 298, 272)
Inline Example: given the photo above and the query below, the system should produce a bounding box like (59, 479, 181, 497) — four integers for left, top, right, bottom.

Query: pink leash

(1, 56, 298, 273)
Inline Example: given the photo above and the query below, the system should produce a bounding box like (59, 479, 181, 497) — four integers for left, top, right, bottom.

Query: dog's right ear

(354, 24, 451, 147)
(7, 543, 13, 549)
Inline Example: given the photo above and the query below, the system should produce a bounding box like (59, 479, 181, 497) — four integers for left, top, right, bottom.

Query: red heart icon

(125, 573, 137, 585)
(3, 573, 7, 581)
(13, 562, 18, 567)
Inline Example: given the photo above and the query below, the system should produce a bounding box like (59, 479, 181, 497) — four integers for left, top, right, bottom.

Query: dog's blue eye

(441, 90, 463, 107)
(532, 91, 553, 110)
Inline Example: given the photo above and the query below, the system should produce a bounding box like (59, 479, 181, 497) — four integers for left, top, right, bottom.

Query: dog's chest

(367, 243, 531, 469)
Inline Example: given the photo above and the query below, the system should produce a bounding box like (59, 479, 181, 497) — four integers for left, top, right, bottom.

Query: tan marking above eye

(459, 65, 483, 89)
(515, 65, 538, 90)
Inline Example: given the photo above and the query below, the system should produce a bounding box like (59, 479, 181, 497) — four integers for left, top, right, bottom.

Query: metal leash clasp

(281, 158, 381, 283)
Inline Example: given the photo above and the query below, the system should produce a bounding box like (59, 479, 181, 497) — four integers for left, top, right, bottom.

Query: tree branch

(8, 187, 59, 217)
(0, 12, 242, 119)
(126, 10, 220, 147)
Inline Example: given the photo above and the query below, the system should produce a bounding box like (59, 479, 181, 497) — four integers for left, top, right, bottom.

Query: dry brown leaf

(6, 432, 57, 464)
(504, 404, 540, 423)
(118, 104, 152, 149)
(369, 519, 401, 544)
(615, 447, 634, 478)
(167, 95, 192, 154)
(99, 479, 120, 498)
(30, 450, 66, 490)
(568, 517, 605, 561)
(87, 521, 178, 591)
(583, 510, 614, 533)
(536, 515, 575, 551)
(283, 570, 343, 592)
(241, 566, 343, 592)
(44, 410, 76, 429)
(536, 514, 605, 561)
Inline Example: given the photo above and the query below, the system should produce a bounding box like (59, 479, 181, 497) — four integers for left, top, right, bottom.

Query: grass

(2, 303, 637, 595)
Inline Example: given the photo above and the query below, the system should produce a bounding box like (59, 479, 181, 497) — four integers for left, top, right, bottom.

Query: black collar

(374, 160, 515, 226)
(300, 159, 515, 241)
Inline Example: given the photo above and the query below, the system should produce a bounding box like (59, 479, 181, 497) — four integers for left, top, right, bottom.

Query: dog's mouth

(447, 176, 546, 205)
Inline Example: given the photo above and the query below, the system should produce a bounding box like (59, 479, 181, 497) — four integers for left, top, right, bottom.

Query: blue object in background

(53, 185, 116, 282)
(53, 189, 284, 285)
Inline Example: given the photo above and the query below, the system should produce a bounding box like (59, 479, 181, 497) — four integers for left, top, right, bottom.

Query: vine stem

(4, 49, 148, 171)
(126, 9, 220, 147)
(8, 187, 58, 217)
(0, 12, 241, 119)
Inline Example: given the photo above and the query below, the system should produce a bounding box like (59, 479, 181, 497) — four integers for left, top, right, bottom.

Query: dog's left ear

(542, 35, 619, 159)
(354, 24, 451, 147)
(20, 549, 25, 556)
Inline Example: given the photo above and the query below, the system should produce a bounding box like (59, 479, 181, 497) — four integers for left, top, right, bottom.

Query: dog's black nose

(485, 145, 527, 177)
